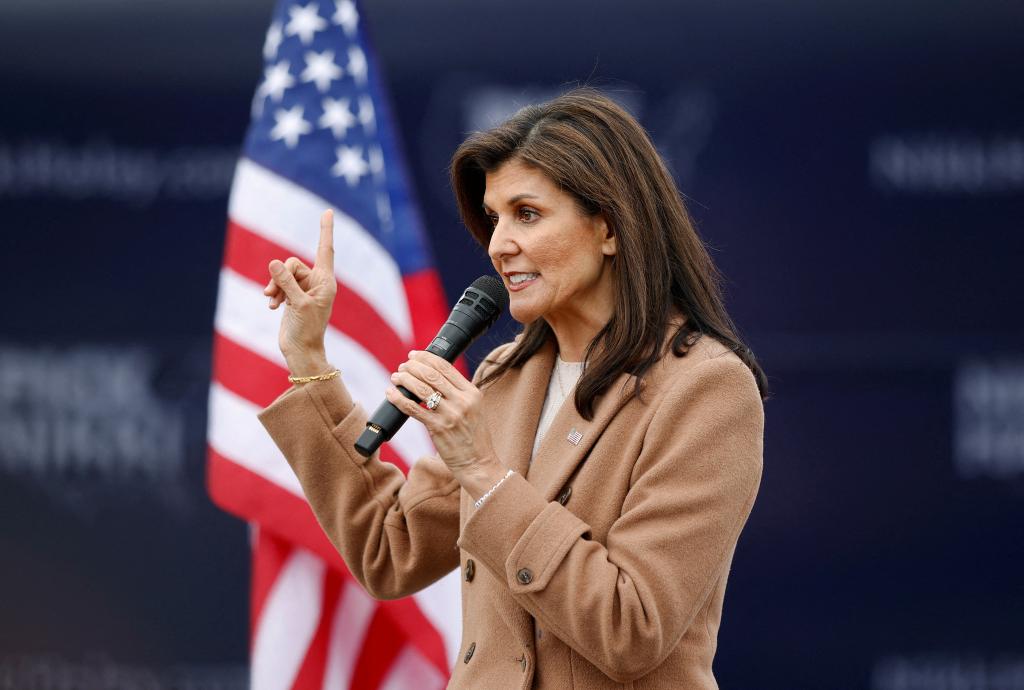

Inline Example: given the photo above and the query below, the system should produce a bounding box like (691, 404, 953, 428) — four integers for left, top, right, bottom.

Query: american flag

(206, 1, 460, 687)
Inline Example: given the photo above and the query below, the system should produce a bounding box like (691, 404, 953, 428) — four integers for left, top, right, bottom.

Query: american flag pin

(567, 428, 583, 446)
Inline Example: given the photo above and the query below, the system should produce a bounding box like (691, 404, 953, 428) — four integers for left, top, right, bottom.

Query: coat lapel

(526, 364, 638, 502)
(482, 340, 556, 478)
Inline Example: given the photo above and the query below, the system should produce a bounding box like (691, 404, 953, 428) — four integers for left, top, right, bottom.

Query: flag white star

(357, 95, 376, 135)
(301, 50, 343, 93)
(270, 105, 313, 148)
(285, 3, 327, 45)
(319, 97, 356, 138)
(263, 21, 284, 60)
(332, 0, 359, 37)
(332, 145, 369, 186)
(347, 45, 368, 85)
(253, 61, 295, 116)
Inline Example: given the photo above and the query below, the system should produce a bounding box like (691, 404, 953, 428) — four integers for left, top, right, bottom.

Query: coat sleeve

(258, 376, 461, 600)
(457, 354, 764, 682)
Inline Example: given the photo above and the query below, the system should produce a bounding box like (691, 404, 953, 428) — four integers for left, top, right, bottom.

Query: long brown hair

(451, 87, 768, 418)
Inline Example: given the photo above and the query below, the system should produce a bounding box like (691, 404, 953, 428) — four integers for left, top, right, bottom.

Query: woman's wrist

(285, 350, 331, 378)
(456, 455, 509, 503)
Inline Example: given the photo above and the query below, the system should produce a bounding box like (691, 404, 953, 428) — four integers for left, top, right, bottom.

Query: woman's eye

(518, 208, 538, 222)
(487, 214, 498, 227)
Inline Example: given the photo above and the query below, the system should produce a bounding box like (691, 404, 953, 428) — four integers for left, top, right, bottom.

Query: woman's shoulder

(653, 333, 758, 399)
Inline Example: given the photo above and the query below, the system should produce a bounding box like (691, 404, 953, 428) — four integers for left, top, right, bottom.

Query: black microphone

(354, 275, 509, 458)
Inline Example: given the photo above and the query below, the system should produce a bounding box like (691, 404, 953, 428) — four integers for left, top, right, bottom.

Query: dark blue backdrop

(1, 1, 1022, 688)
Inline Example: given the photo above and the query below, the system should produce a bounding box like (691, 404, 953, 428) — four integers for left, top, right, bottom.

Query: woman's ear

(597, 214, 616, 256)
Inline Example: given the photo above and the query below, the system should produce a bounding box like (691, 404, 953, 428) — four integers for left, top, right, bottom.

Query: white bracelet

(474, 469, 514, 509)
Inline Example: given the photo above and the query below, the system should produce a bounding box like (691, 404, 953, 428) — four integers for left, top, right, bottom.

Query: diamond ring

(425, 391, 443, 410)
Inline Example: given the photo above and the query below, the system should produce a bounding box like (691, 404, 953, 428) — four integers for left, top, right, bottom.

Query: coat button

(516, 568, 533, 585)
(463, 642, 476, 664)
(557, 486, 572, 505)
(465, 559, 475, 582)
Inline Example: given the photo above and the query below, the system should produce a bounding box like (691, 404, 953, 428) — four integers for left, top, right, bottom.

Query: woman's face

(484, 159, 616, 327)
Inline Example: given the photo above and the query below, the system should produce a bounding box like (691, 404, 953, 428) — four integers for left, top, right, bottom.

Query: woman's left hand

(386, 351, 495, 475)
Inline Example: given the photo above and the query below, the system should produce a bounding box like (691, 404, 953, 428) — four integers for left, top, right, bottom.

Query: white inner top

(531, 355, 585, 462)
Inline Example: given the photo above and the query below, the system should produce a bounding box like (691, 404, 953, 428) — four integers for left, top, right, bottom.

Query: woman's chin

(508, 301, 543, 325)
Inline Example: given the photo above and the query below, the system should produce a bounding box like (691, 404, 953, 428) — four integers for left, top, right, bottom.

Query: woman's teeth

(510, 273, 539, 285)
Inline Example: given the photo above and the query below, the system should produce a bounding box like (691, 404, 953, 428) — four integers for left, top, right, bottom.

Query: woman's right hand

(264, 209, 337, 376)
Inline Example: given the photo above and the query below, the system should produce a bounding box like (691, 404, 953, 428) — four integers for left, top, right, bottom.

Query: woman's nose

(487, 220, 518, 262)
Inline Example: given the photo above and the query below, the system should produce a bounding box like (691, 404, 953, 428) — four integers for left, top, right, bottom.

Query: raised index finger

(316, 209, 335, 270)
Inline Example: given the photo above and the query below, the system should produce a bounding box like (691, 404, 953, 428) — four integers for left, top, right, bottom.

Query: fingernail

(390, 372, 398, 381)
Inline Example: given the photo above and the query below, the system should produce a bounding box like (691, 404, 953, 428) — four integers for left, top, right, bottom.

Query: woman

(260, 88, 767, 689)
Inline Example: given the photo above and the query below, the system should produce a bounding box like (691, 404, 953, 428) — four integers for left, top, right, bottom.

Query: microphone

(354, 275, 509, 458)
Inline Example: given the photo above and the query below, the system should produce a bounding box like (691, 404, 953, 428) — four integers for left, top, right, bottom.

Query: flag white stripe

(209, 382, 305, 497)
(229, 158, 413, 342)
(251, 549, 325, 690)
(413, 570, 463, 666)
(322, 580, 378, 690)
(213, 267, 435, 464)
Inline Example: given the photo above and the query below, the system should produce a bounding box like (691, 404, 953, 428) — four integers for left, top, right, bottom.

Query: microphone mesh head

(471, 275, 509, 314)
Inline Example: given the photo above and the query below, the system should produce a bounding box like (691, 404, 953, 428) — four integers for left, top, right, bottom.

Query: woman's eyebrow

(483, 193, 540, 212)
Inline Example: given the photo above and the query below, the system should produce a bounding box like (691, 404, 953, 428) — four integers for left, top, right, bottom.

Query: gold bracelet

(288, 369, 340, 384)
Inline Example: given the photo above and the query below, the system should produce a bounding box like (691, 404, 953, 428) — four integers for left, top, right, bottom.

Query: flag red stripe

(401, 269, 453, 355)
(403, 269, 474, 379)
(349, 608, 405, 690)
(224, 220, 410, 374)
(212, 332, 287, 409)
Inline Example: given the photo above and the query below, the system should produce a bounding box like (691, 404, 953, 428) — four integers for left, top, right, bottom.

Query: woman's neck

(547, 309, 611, 363)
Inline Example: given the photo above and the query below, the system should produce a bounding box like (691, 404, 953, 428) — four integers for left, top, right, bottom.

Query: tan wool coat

(259, 334, 764, 689)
